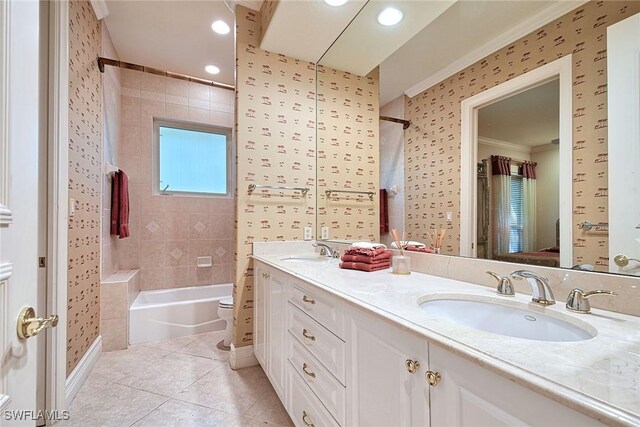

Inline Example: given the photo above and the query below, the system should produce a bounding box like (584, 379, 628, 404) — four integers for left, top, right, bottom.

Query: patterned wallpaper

(404, 1, 640, 269)
(317, 66, 380, 242)
(234, 6, 316, 347)
(259, 0, 279, 42)
(68, 0, 101, 376)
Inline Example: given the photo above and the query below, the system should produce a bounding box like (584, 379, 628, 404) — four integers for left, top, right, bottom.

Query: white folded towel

(390, 241, 426, 249)
(351, 242, 387, 250)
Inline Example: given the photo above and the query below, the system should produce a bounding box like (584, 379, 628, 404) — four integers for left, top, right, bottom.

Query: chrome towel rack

(247, 184, 309, 196)
(325, 189, 375, 200)
(577, 220, 608, 232)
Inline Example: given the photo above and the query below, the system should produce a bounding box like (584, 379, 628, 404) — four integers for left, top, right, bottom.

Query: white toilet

(217, 296, 234, 349)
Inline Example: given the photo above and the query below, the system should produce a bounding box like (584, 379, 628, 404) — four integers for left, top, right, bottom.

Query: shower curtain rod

(97, 57, 235, 91)
(380, 115, 411, 130)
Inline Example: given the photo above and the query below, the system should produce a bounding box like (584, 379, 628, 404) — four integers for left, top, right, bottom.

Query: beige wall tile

(188, 240, 212, 266)
(165, 266, 190, 288)
(101, 317, 128, 351)
(189, 213, 211, 240)
(140, 212, 165, 241)
(164, 240, 189, 267)
(140, 267, 166, 290)
(140, 241, 166, 268)
(121, 95, 141, 127)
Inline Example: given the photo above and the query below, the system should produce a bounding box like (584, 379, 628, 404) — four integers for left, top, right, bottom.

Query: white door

(0, 0, 47, 424)
(347, 307, 429, 426)
(608, 12, 640, 275)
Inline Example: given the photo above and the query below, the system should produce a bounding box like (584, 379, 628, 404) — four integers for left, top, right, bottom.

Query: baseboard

(66, 335, 102, 405)
(229, 343, 258, 370)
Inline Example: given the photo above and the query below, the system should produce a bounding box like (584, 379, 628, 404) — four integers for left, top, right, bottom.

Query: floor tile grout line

(126, 396, 171, 427)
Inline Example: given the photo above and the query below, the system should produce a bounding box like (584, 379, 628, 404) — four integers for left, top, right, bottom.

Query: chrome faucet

(313, 243, 339, 258)
(485, 271, 515, 296)
(510, 270, 555, 305)
(566, 288, 617, 314)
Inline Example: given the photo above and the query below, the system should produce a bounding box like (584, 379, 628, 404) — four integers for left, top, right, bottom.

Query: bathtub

(129, 283, 232, 345)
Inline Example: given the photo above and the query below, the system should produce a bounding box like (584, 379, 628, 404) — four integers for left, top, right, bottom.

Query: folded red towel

(339, 261, 390, 272)
(406, 246, 434, 253)
(341, 251, 392, 264)
(343, 246, 387, 257)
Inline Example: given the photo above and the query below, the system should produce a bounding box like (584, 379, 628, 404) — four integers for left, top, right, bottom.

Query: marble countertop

(253, 252, 640, 427)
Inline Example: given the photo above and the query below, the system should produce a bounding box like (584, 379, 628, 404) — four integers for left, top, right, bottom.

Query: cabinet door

(253, 262, 268, 367)
(267, 270, 288, 400)
(347, 308, 430, 427)
(429, 344, 605, 427)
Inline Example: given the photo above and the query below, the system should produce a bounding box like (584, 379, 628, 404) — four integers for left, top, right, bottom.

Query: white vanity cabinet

(253, 262, 268, 367)
(253, 260, 606, 427)
(428, 345, 605, 427)
(347, 307, 430, 426)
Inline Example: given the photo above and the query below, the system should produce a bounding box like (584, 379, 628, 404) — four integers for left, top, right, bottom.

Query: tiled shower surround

(113, 68, 235, 291)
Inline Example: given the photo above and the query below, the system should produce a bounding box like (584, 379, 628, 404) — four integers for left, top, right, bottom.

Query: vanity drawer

(289, 282, 344, 339)
(288, 361, 340, 427)
(288, 302, 346, 385)
(288, 332, 346, 425)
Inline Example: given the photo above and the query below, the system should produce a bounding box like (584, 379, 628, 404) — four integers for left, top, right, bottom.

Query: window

(155, 120, 231, 196)
(509, 174, 524, 253)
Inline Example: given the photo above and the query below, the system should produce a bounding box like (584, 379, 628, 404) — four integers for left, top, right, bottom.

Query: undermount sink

(280, 255, 330, 263)
(418, 296, 596, 342)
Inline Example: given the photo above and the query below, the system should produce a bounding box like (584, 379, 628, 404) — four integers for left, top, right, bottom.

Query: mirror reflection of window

(476, 79, 560, 268)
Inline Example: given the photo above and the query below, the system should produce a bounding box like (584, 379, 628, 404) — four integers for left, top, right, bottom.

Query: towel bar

(325, 189, 375, 200)
(247, 184, 309, 195)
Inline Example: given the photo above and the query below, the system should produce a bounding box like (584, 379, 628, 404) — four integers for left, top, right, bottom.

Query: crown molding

(478, 136, 532, 155)
(531, 142, 559, 153)
(405, 0, 588, 99)
(90, 0, 109, 20)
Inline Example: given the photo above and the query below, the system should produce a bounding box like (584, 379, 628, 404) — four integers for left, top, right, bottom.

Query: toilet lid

(219, 297, 233, 307)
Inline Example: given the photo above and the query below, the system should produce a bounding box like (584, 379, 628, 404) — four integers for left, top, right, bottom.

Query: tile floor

(62, 331, 293, 427)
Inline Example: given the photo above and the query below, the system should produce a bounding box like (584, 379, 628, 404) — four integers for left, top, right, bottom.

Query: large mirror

(316, 0, 640, 277)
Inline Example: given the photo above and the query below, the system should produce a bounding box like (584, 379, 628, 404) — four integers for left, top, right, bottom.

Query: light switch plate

(321, 226, 329, 240)
(69, 198, 76, 217)
(446, 211, 453, 222)
(304, 226, 313, 240)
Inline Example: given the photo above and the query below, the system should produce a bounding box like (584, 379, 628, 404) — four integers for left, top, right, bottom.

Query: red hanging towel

(380, 189, 389, 234)
(110, 171, 130, 239)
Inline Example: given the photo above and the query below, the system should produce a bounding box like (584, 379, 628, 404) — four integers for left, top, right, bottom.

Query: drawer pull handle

(302, 363, 316, 378)
(302, 410, 314, 427)
(302, 295, 316, 304)
(426, 370, 441, 387)
(405, 359, 420, 374)
(302, 328, 316, 341)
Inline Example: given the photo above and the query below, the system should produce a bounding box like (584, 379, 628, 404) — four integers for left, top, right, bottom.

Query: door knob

(17, 307, 59, 340)
(614, 254, 640, 267)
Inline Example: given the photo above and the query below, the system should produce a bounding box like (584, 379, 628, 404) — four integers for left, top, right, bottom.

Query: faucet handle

(486, 271, 515, 296)
(566, 288, 617, 314)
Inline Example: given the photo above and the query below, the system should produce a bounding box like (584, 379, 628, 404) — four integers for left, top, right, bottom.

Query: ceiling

(103, 0, 245, 86)
(260, 0, 367, 64)
(378, 0, 557, 104)
(319, 0, 457, 76)
(478, 79, 559, 148)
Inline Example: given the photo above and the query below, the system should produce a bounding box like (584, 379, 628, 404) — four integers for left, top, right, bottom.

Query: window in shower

(154, 119, 232, 197)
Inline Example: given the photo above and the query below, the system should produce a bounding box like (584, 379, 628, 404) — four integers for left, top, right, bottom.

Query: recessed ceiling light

(205, 65, 220, 75)
(211, 20, 230, 35)
(377, 7, 403, 26)
(324, 0, 348, 5)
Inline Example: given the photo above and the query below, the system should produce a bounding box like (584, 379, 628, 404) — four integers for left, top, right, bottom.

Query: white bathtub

(129, 283, 232, 345)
